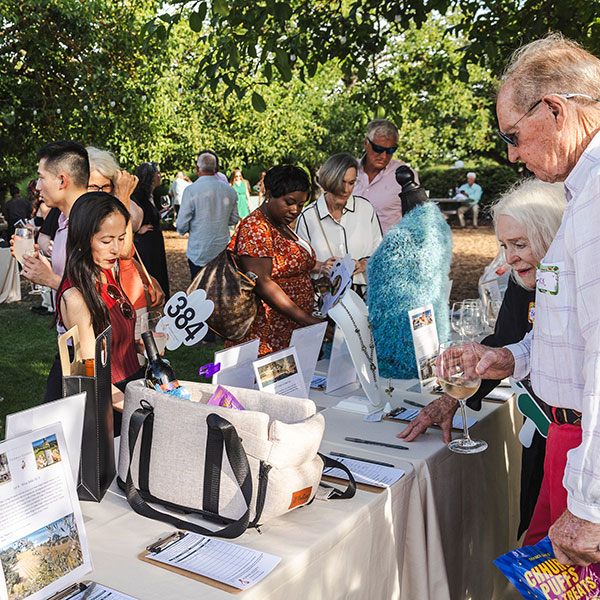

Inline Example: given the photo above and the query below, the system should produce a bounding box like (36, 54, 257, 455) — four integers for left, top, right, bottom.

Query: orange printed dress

(227, 209, 316, 355)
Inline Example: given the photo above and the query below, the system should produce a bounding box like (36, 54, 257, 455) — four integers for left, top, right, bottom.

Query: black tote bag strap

(318, 453, 357, 499)
(125, 407, 252, 538)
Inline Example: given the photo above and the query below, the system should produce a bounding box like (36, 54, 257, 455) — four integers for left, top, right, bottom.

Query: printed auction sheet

(146, 532, 281, 590)
(0, 424, 91, 600)
(322, 454, 405, 488)
(65, 582, 138, 600)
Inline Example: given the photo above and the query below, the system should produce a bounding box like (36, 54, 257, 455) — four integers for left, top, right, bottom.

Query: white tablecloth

(0, 247, 20, 303)
(81, 382, 521, 599)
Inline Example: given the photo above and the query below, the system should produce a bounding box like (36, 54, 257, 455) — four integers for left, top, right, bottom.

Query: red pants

(523, 422, 582, 546)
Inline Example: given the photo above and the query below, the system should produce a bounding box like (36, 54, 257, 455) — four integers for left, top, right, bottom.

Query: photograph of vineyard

(0, 513, 83, 600)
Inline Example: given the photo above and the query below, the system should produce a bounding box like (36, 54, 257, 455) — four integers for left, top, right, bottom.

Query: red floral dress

(227, 210, 316, 355)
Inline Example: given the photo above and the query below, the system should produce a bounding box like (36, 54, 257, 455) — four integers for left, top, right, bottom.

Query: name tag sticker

(536, 264, 559, 295)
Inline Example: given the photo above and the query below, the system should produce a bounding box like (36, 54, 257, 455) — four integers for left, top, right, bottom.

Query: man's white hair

(196, 152, 217, 174)
(467, 172, 476, 179)
(365, 119, 398, 142)
(501, 33, 600, 112)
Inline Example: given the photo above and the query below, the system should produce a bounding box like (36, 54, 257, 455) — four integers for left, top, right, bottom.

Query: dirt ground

(164, 225, 499, 303)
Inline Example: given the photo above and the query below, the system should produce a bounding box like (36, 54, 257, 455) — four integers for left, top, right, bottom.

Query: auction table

(82, 379, 522, 600)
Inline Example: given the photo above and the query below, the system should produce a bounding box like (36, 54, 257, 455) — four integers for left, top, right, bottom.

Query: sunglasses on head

(105, 284, 135, 320)
(367, 138, 397, 155)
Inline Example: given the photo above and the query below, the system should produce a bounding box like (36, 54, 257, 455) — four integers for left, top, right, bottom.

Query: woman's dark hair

(59, 192, 130, 335)
(263, 165, 311, 199)
(132, 162, 159, 203)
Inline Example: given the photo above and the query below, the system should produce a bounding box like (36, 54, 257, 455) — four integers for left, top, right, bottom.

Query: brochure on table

(5, 393, 86, 486)
(0, 423, 91, 600)
(212, 338, 260, 389)
(290, 322, 327, 393)
(408, 304, 439, 393)
(328, 289, 386, 413)
(253, 346, 307, 398)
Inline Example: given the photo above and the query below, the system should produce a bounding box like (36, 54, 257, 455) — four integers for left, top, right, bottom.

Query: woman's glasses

(88, 183, 114, 193)
(105, 285, 135, 320)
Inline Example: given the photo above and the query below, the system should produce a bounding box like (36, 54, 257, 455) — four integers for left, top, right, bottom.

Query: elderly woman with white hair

(295, 152, 382, 294)
(400, 178, 566, 540)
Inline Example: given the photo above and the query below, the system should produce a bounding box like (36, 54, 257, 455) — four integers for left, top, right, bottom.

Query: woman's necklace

(339, 300, 378, 389)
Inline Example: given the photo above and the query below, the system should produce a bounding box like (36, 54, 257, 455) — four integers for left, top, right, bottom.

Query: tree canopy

(1, 0, 599, 188)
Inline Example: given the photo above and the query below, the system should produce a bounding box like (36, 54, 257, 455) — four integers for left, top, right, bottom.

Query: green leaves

(251, 91, 267, 112)
(189, 4, 207, 32)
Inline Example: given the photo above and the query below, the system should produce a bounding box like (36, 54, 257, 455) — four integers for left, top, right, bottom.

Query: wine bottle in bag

(141, 331, 190, 399)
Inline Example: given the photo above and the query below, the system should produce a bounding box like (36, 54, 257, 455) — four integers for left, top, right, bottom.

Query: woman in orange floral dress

(228, 165, 326, 355)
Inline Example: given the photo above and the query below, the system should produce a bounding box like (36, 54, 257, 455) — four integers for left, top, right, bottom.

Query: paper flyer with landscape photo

(253, 347, 307, 398)
(0, 424, 90, 600)
(408, 304, 440, 392)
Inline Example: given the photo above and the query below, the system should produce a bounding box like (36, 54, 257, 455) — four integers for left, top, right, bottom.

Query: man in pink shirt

(353, 119, 419, 234)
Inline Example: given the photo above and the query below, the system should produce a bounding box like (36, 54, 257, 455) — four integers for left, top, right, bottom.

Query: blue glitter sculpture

(367, 201, 452, 379)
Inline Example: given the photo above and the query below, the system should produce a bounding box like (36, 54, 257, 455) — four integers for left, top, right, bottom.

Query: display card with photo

(253, 347, 307, 398)
(0, 424, 91, 600)
(408, 304, 440, 392)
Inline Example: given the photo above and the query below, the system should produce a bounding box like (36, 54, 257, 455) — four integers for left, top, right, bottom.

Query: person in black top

(4, 184, 32, 238)
(131, 161, 170, 298)
(399, 178, 566, 538)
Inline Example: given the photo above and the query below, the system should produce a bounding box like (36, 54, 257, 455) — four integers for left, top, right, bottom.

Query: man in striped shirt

(472, 34, 600, 566)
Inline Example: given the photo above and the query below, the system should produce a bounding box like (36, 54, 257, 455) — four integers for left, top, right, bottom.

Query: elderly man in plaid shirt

(456, 34, 600, 566)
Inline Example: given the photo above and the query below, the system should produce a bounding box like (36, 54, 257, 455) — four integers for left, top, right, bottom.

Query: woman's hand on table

(397, 393, 459, 444)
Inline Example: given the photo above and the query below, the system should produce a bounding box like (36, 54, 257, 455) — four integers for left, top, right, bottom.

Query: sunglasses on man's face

(367, 138, 398, 155)
(105, 284, 135, 320)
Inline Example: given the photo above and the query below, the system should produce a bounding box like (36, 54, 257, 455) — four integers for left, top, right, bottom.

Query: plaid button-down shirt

(507, 130, 600, 522)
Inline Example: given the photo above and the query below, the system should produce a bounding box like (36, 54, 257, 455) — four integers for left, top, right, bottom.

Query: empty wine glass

(437, 341, 487, 454)
(451, 301, 464, 339)
(460, 300, 484, 340)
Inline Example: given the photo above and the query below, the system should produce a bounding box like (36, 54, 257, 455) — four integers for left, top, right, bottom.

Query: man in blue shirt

(456, 172, 483, 227)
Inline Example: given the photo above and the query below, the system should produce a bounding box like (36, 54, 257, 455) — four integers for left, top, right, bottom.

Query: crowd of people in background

(5, 31, 600, 569)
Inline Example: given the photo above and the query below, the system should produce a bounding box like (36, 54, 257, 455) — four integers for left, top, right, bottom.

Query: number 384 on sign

(157, 290, 215, 350)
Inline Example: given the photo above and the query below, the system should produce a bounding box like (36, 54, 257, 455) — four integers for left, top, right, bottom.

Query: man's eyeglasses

(497, 93, 600, 147)
(367, 138, 398, 155)
(88, 183, 113, 193)
(105, 285, 135, 320)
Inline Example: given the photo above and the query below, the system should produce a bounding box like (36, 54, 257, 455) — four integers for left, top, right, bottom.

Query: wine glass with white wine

(437, 340, 487, 454)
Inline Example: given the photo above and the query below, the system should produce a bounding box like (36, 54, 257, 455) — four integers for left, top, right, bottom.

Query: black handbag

(60, 325, 115, 502)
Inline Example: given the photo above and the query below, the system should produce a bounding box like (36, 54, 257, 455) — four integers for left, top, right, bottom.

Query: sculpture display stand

(328, 289, 387, 414)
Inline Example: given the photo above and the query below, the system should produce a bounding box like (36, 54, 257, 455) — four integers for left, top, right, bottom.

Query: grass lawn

(0, 301, 222, 438)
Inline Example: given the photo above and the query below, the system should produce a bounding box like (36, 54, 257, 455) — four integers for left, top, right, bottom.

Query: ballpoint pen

(330, 451, 395, 468)
(404, 399, 426, 408)
(344, 436, 409, 450)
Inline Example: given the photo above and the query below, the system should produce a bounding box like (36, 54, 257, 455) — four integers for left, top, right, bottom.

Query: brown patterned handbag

(186, 250, 258, 341)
